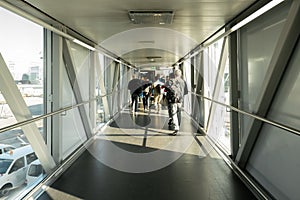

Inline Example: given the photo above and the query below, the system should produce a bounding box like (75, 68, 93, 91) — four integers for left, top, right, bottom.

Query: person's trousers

(142, 93, 149, 110)
(154, 94, 163, 112)
(170, 102, 182, 131)
(131, 93, 139, 111)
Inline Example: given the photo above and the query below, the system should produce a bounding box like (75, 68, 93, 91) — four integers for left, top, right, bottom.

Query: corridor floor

(38, 108, 257, 200)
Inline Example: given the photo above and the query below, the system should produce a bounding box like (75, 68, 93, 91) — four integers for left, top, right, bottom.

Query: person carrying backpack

(166, 69, 188, 135)
(128, 75, 143, 113)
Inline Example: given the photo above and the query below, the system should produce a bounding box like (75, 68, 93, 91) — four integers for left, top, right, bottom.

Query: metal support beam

(190, 57, 196, 120)
(0, 53, 56, 173)
(191, 57, 195, 91)
(51, 32, 63, 164)
(62, 39, 93, 138)
(94, 53, 110, 122)
(112, 62, 120, 89)
(205, 38, 229, 130)
(236, 0, 300, 168)
(112, 61, 120, 112)
(105, 58, 114, 116)
(228, 31, 240, 159)
(196, 52, 205, 128)
(89, 52, 96, 129)
(44, 29, 53, 153)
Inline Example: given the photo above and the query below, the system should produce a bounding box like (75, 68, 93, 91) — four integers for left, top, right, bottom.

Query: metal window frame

(50, 31, 63, 164)
(62, 38, 93, 139)
(44, 29, 53, 154)
(0, 53, 56, 173)
(235, 0, 300, 168)
(197, 52, 205, 127)
(112, 61, 121, 113)
(89, 51, 96, 127)
(205, 38, 229, 131)
(228, 31, 240, 159)
(94, 53, 110, 122)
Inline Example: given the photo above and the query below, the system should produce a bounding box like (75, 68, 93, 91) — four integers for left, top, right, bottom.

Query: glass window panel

(183, 59, 192, 115)
(68, 42, 91, 102)
(95, 53, 106, 124)
(216, 57, 231, 152)
(0, 8, 44, 130)
(68, 41, 94, 130)
(247, 36, 300, 200)
(61, 61, 87, 159)
(0, 120, 47, 198)
(0, 8, 49, 198)
(238, 2, 289, 140)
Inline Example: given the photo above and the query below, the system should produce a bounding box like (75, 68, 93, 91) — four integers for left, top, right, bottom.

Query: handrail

(0, 92, 113, 134)
(191, 92, 300, 137)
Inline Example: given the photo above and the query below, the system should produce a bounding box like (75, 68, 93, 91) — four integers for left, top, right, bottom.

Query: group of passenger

(127, 69, 188, 135)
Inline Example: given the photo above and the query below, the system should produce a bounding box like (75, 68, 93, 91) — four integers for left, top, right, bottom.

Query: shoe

(169, 130, 179, 136)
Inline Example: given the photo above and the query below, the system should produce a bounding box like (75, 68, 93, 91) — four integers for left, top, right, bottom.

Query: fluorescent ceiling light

(159, 67, 173, 70)
(73, 39, 96, 51)
(231, 0, 284, 31)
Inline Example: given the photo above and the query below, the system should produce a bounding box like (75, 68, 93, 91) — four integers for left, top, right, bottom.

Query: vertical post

(89, 51, 96, 131)
(229, 31, 240, 159)
(51, 32, 63, 164)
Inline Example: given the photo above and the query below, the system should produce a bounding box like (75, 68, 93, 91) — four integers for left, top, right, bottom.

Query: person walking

(152, 75, 164, 113)
(166, 69, 188, 135)
(141, 77, 152, 112)
(128, 75, 143, 113)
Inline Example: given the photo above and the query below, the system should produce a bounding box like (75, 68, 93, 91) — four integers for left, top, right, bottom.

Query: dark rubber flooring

(38, 145, 256, 200)
(38, 110, 257, 200)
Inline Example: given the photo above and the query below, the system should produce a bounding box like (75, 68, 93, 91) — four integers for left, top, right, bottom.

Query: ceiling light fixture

(231, 0, 284, 31)
(128, 10, 174, 24)
(73, 39, 96, 51)
(138, 40, 155, 44)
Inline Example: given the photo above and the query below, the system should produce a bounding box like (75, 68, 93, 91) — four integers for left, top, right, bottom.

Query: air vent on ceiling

(128, 10, 174, 24)
(138, 40, 155, 44)
(146, 56, 162, 59)
(146, 56, 162, 62)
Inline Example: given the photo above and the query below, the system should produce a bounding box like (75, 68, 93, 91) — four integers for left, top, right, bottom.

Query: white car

(25, 159, 44, 186)
(0, 145, 37, 196)
(0, 144, 15, 155)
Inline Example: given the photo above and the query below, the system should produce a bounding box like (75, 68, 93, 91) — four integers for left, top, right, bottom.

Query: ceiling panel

(22, 0, 256, 67)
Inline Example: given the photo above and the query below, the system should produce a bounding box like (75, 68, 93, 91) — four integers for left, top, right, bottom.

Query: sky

(0, 7, 43, 78)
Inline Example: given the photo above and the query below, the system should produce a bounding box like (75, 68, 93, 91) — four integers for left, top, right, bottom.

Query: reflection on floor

(38, 108, 257, 200)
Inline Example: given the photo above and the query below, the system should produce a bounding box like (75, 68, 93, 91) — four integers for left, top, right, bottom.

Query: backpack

(165, 80, 182, 103)
(172, 81, 183, 102)
(154, 84, 161, 95)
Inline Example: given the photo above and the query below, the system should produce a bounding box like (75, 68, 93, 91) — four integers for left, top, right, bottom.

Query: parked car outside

(25, 159, 44, 186)
(0, 145, 37, 196)
(0, 144, 15, 155)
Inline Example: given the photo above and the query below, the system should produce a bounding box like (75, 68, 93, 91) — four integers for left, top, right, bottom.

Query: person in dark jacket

(128, 75, 143, 113)
(141, 77, 152, 112)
